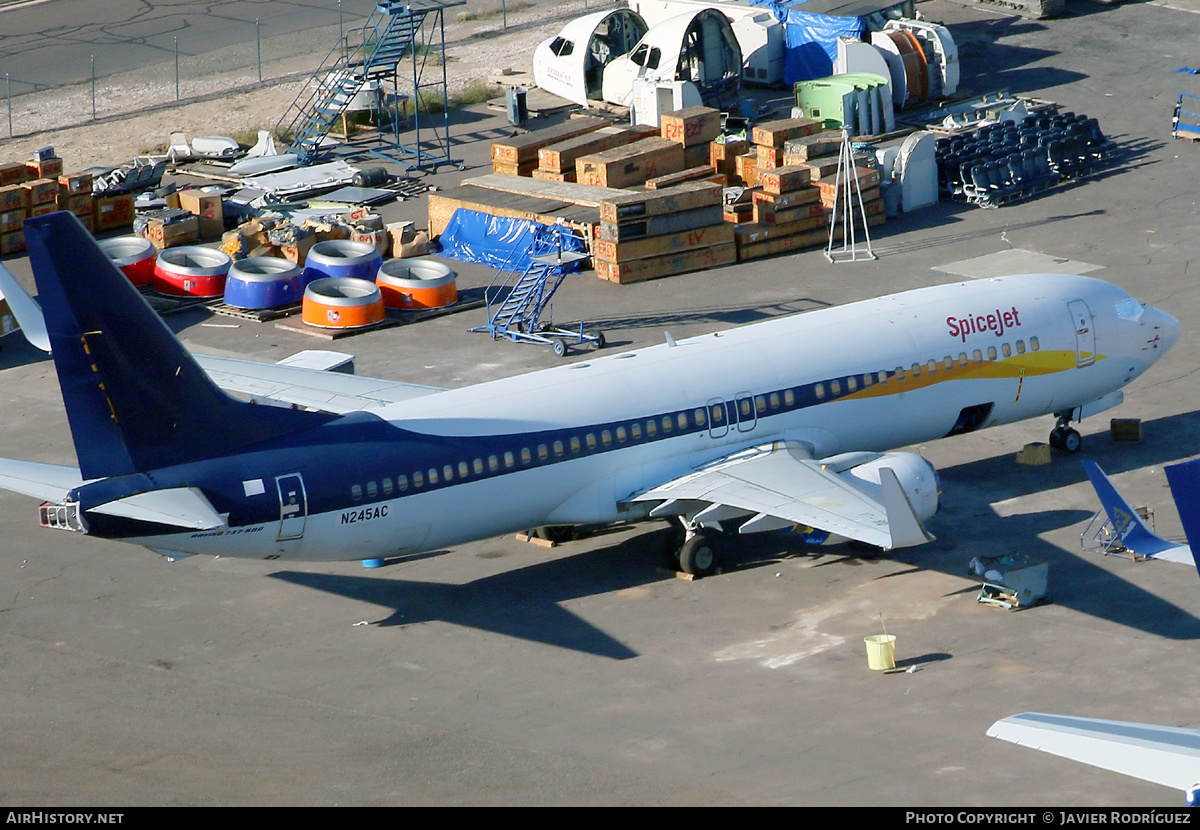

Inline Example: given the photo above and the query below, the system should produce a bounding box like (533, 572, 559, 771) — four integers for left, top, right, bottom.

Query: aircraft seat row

(935, 111, 1115, 207)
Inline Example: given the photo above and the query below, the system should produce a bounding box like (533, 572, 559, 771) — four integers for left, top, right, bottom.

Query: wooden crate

(733, 153, 759, 188)
(782, 131, 843, 163)
(595, 242, 736, 284)
(660, 107, 721, 147)
(752, 186, 821, 210)
(736, 227, 828, 261)
(594, 223, 734, 263)
(490, 116, 609, 165)
(599, 206, 723, 242)
(576, 137, 686, 189)
(598, 181, 722, 223)
(538, 126, 652, 174)
(759, 165, 812, 195)
(753, 200, 827, 226)
(645, 165, 721, 190)
(751, 117, 822, 148)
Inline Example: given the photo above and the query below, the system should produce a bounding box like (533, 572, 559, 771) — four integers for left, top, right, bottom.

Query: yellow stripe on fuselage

(845, 350, 1101, 400)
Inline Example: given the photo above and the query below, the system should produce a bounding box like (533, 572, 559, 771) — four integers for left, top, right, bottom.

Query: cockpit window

(1115, 298, 1144, 321)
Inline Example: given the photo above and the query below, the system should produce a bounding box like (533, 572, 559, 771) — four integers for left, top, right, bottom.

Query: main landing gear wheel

(1050, 425, 1082, 453)
(678, 532, 719, 577)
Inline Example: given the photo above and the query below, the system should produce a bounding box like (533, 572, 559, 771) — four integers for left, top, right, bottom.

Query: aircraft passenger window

(831, 379, 841, 395)
(784, 389, 795, 407)
(862, 374, 873, 388)
(660, 415, 672, 433)
(631, 423, 642, 440)
(1002, 343, 1012, 358)
(987, 346, 998, 361)
(383, 478, 393, 495)
(711, 403, 725, 422)
(847, 377, 857, 392)
(646, 420, 657, 437)
(616, 426, 627, 443)
(694, 408, 706, 426)
(367, 481, 378, 498)
(520, 448, 532, 464)
(443, 465, 453, 482)
(738, 400, 750, 418)
(878, 371, 888, 384)
(927, 360, 937, 374)
(428, 469, 439, 485)
(488, 455, 499, 472)
(601, 430, 612, 447)
(398, 475, 408, 492)
(570, 437, 581, 452)
(1016, 340, 1026, 355)
(459, 461, 469, 478)
(504, 451, 515, 468)
(815, 383, 825, 399)
(959, 353, 968, 367)
(944, 356, 954, 370)
(473, 459, 484, 475)
(413, 471, 424, 488)
(972, 350, 983, 364)
(911, 363, 922, 377)
(894, 367, 905, 380)
(352, 484, 362, 501)
(1030, 337, 1040, 351)
(586, 433, 597, 449)
(537, 444, 549, 461)
(755, 395, 766, 414)
(769, 393, 780, 410)
(553, 440, 564, 457)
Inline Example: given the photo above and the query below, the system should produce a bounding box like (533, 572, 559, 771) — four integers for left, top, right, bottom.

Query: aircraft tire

(1061, 428, 1082, 453)
(679, 533, 718, 577)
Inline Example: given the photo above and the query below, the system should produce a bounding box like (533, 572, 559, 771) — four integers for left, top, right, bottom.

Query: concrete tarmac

(2, 0, 1200, 807)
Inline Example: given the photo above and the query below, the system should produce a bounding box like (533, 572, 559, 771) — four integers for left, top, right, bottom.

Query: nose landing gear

(1049, 414, 1082, 453)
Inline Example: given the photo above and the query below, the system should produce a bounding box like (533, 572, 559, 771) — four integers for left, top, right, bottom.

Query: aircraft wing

(193, 354, 445, 414)
(988, 712, 1200, 800)
(630, 441, 933, 550)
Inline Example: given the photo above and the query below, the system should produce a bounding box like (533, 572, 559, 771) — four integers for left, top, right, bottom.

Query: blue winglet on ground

(1164, 459, 1200, 579)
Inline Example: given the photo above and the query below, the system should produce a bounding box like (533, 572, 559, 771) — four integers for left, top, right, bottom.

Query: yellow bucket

(864, 634, 897, 671)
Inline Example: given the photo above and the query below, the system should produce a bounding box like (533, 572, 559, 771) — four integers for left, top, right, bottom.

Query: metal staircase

(276, 0, 463, 170)
(472, 225, 603, 357)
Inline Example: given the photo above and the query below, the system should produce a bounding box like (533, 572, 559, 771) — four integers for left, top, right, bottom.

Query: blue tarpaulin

(750, 0, 868, 84)
(436, 210, 587, 273)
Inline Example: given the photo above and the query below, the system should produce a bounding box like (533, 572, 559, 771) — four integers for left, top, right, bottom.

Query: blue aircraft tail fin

(1164, 460, 1200, 579)
(23, 212, 334, 480)
(1081, 459, 1186, 561)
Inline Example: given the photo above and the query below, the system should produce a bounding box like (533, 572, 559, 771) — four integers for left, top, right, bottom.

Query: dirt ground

(0, 0, 612, 172)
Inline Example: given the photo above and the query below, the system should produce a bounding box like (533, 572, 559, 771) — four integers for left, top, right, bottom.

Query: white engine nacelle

(826, 451, 941, 525)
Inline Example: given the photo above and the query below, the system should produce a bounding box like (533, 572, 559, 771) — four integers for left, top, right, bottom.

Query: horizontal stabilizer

(988, 712, 1200, 794)
(0, 458, 85, 502)
(194, 354, 445, 414)
(0, 262, 49, 352)
(89, 487, 228, 530)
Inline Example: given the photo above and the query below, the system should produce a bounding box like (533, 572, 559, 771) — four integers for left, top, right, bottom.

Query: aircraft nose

(1146, 304, 1181, 355)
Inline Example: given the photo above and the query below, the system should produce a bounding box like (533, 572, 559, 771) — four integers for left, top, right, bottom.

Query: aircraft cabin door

(275, 473, 307, 541)
(707, 397, 729, 438)
(734, 391, 758, 432)
(1068, 300, 1096, 367)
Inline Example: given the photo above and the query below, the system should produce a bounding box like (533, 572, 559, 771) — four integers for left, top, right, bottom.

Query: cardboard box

(26, 157, 63, 180)
(0, 230, 25, 256)
(92, 192, 135, 231)
(177, 190, 225, 238)
(56, 191, 92, 217)
(143, 215, 200, 249)
(0, 184, 29, 212)
(0, 163, 28, 186)
(57, 172, 92, 195)
(23, 178, 58, 206)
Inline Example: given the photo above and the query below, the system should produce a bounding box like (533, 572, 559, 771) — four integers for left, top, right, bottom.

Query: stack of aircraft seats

(935, 111, 1113, 208)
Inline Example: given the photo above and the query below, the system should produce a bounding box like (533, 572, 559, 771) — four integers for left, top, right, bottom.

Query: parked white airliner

(0, 213, 1180, 574)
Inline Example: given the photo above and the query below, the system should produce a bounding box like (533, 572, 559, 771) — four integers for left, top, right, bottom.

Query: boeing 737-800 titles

(0, 213, 1180, 575)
